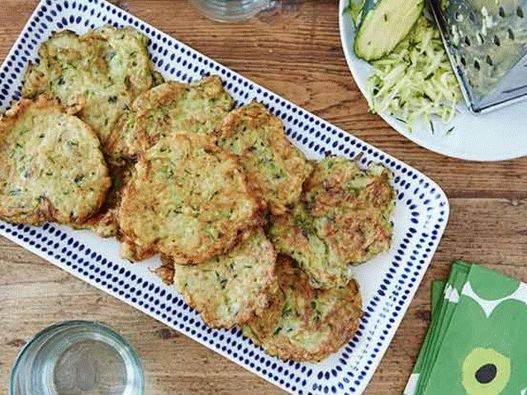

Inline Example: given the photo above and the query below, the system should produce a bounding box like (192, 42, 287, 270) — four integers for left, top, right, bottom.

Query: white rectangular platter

(0, 0, 450, 393)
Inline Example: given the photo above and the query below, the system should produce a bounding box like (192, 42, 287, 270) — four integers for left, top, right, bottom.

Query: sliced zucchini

(354, 0, 424, 61)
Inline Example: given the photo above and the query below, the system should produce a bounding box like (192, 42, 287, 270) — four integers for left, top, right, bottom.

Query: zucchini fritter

(22, 26, 155, 147)
(216, 102, 312, 215)
(243, 255, 362, 362)
(270, 157, 395, 289)
(165, 228, 276, 328)
(0, 96, 110, 225)
(105, 75, 234, 161)
(118, 132, 261, 263)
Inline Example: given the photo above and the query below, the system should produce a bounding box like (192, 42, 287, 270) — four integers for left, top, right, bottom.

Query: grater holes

(474, 59, 481, 71)
(493, 35, 501, 46)
(508, 28, 515, 40)
(517, 6, 524, 18)
(477, 33, 485, 45)
(499, 6, 506, 18)
(464, 36, 471, 46)
(460, 56, 467, 67)
(454, 11, 463, 22)
(469, 11, 476, 22)
(485, 55, 493, 66)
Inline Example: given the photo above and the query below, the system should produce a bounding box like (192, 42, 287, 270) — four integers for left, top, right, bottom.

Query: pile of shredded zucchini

(365, 16, 461, 131)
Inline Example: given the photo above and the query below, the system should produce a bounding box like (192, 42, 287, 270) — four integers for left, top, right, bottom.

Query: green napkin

(404, 260, 527, 395)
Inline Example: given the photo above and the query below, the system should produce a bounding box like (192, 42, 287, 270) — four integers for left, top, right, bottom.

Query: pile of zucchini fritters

(0, 26, 396, 362)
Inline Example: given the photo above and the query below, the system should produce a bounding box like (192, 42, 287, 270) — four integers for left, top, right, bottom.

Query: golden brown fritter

(216, 102, 312, 215)
(243, 255, 362, 362)
(0, 96, 110, 225)
(118, 132, 261, 263)
(166, 228, 276, 328)
(22, 26, 155, 148)
(105, 75, 234, 162)
(269, 157, 395, 289)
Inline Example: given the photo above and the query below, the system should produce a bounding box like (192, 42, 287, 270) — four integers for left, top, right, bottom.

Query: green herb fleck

(9, 189, 22, 196)
(282, 302, 293, 317)
(74, 175, 85, 185)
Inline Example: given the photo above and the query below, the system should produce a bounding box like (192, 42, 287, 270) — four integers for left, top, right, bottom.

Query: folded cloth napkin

(404, 260, 527, 395)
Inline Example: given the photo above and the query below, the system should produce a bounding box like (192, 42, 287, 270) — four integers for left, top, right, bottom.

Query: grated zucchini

(365, 16, 461, 131)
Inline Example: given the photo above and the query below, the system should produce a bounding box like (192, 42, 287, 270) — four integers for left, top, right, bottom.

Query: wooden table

(1, 1, 526, 394)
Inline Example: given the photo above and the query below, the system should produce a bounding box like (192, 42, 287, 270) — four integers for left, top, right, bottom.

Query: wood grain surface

(1, 1, 526, 394)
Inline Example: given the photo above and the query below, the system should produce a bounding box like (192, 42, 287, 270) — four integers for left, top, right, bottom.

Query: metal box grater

(429, 0, 527, 113)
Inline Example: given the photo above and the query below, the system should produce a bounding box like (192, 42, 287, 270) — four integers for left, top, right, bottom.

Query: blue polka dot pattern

(0, 1, 450, 394)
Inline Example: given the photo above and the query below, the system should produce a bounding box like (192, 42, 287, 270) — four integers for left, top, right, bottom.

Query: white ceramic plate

(339, 0, 527, 162)
(0, 0, 449, 393)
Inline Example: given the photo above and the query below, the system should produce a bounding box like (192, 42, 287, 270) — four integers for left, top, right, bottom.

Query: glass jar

(191, 0, 275, 22)
(10, 321, 144, 395)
